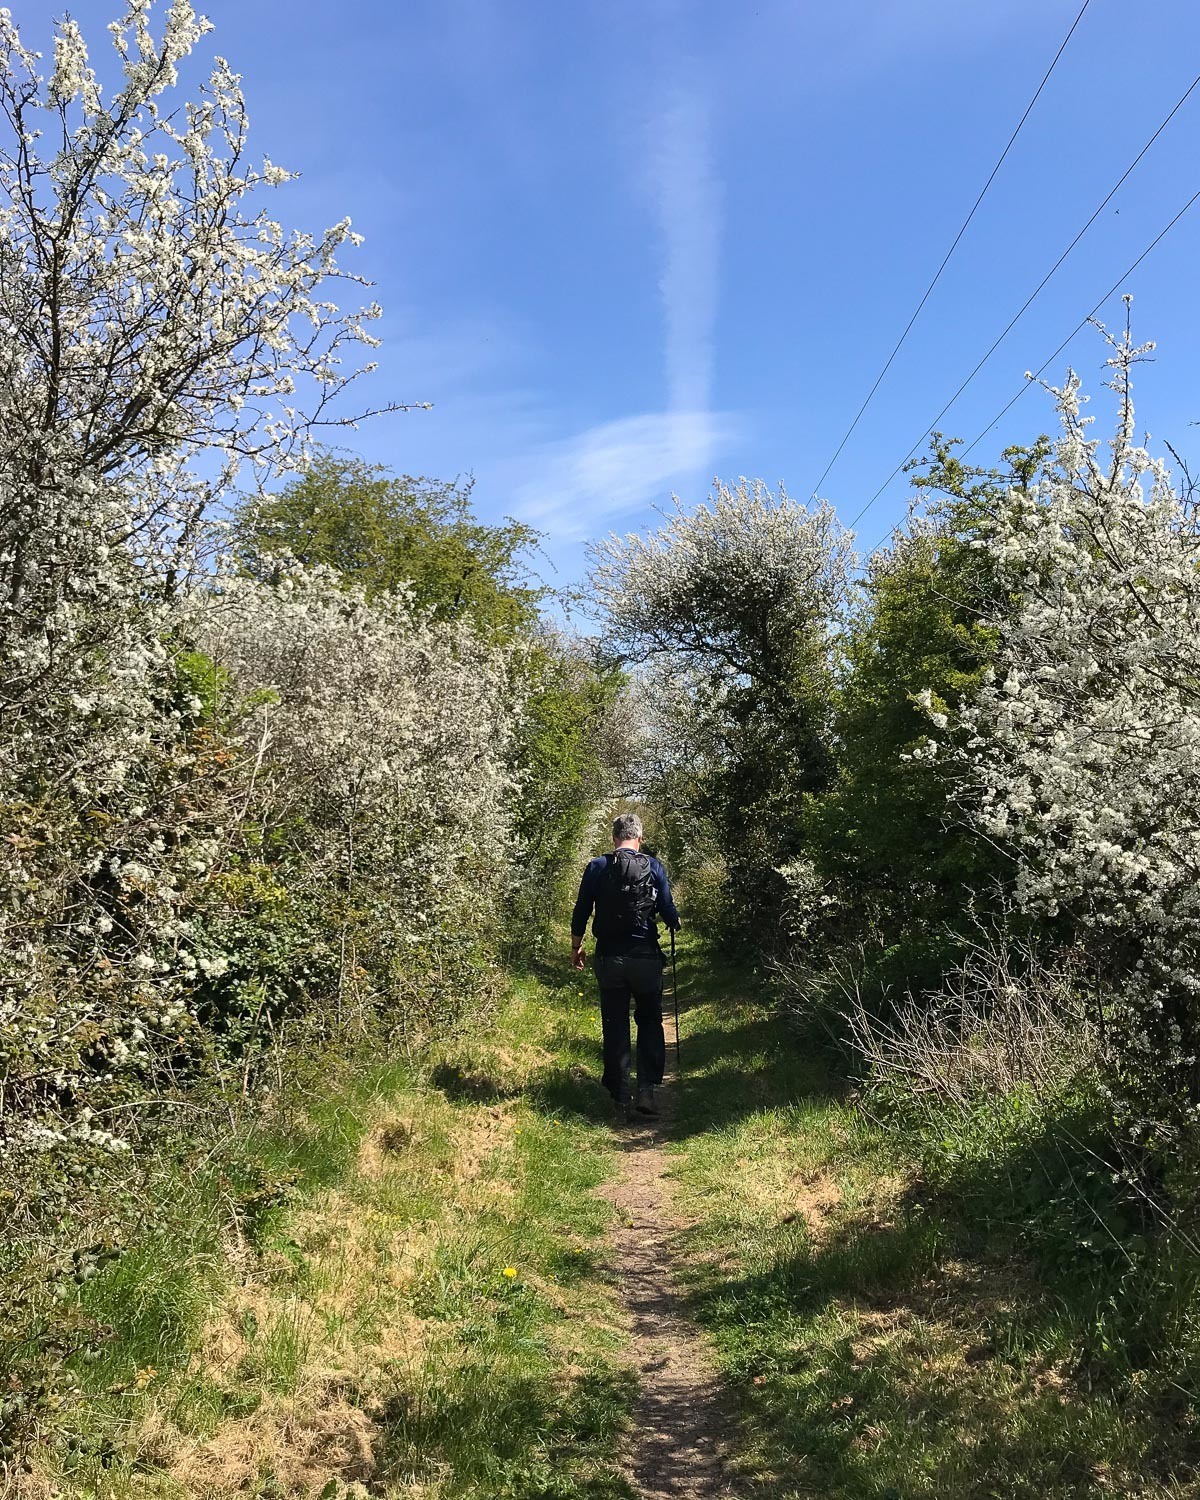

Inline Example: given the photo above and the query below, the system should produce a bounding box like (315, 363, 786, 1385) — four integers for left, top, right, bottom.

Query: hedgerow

(0, 3, 616, 1473)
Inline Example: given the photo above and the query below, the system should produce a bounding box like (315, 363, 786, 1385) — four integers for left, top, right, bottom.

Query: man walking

(571, 813, 681, 1118)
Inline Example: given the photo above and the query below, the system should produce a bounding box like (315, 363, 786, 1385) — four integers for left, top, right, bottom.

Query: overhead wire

(846, 67, 1200, 533)
(806, 0, 1093, 502)
(861, 185, 1200, 558)
(958, 190, 1200, 460)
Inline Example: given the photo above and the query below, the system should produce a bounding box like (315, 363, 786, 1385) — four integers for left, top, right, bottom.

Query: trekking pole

(670, 928, 682, 1075)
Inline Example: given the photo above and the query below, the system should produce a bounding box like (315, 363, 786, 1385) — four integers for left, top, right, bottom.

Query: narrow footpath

(604, 1089, 750, 1500)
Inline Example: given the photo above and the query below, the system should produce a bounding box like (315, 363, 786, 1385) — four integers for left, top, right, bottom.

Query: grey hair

(612, 812, 643, 843)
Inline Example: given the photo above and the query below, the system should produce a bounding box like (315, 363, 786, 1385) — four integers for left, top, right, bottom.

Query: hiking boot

(635, 1086, 659, 1118)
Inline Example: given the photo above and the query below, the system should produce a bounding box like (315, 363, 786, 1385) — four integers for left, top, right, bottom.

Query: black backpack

(593, 849, 657, 941)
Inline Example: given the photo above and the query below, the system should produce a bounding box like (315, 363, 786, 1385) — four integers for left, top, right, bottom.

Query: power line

(960, 187, 1200, 460)
(847, 68, 1200, 531)
(807, 0, 1093, 503)
(862, 185, 1200, 557)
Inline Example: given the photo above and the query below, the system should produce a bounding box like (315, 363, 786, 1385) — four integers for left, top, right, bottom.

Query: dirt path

(602, 1084, 750, 1500)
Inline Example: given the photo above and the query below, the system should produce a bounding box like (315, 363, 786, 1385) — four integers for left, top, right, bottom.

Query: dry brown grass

(487, 1040, 553, 1076)
(780, 1171, 844, 1234)
(6, 1474, 56, 1500)
(162, 1383, 379, 1498)
(116, 1101, 452, 1497)
(449, 1103, 518, 1184)
(113, 1068, 582, 1498)
(356, 1112, 419, 1179)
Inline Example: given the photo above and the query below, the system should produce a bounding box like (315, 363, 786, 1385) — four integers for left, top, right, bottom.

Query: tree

(587, 480, 853, 947)
(232, 454, 543, 638)
(802, 437, 1047, 994)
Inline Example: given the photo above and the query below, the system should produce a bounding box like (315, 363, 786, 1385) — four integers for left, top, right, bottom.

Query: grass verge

(667, 945, 1200, 1500)
(22, 956, 635, 1500)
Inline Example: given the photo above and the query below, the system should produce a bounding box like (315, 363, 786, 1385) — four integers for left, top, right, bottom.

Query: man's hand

(571, 938, 586, 971)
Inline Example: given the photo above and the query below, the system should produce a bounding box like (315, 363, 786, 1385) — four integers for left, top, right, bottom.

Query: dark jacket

(571, 851, 680, 954)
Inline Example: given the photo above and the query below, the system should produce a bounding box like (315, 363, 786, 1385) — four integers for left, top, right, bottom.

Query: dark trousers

(593, 946, 666, 1102)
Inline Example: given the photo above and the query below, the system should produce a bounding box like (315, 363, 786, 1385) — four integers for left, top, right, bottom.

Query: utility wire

(807, 0, 1093, 502)
(862, 185, 1200, 557)
(961, 187, 1200, 459)
(847, 68, 1200, 532)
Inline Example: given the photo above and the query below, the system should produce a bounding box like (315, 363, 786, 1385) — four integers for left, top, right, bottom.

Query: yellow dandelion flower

(502, 1266, 518, 1279)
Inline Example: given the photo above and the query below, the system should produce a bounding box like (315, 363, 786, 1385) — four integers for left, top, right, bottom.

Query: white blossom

(0, 2, 425, 1168)
(930, 315, 1200, 1142)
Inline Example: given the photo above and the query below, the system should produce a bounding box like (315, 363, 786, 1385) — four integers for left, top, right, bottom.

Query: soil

(602, 1080, 752, 1499)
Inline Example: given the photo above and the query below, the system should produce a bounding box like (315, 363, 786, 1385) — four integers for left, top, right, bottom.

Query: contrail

(651, 86, 720, 418)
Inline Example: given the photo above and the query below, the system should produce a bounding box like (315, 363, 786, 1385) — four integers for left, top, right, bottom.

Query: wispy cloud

(500, 81, 730, 542)
(651, 84, 721, 414)
(371, 75, 734, 549)
(505, 410, 737, 542)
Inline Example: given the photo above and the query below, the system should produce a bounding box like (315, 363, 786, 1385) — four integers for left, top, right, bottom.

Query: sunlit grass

(668, 967, 1200, 1500)
(44, 934, 1194, 1499)
(38, 954, 636, 1499)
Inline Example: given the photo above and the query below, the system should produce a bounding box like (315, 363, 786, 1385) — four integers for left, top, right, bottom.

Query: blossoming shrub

(192, 559, 519, 1043)
(1, 608, 236, 1184)
(930, 318, 1200, 1163)
(588, 480, 853, 946)
(0, 0, 384, 1176)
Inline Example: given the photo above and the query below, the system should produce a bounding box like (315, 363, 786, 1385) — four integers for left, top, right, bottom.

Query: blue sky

(26, 0, 1200, 586)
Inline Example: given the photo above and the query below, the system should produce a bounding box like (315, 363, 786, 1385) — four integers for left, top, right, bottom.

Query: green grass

(31, 953, 637, 1500)
(667, 944, 1200, 1500)
(30, 935, 1198, 1498)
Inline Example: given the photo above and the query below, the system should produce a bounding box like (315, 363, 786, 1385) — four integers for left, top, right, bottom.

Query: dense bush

(506, 634, 630, 943)
(233, 453, 544, 637)
(0, 4, 619, 1469)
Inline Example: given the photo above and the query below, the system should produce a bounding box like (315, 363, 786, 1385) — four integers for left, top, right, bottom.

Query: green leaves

(232, 453, 544, 641)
